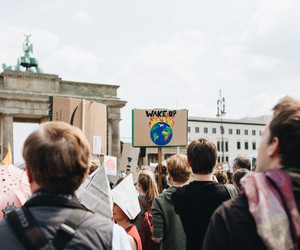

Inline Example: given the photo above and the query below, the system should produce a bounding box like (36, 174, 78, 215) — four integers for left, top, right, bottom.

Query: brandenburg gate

(0, 36, 126, 163)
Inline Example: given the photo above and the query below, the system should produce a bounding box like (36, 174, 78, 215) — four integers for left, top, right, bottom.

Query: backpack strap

(138, 198, 149, 210)
(51, 209, 87, 249)
(6, 207, 48, 250)
(6, 207, 87, 250)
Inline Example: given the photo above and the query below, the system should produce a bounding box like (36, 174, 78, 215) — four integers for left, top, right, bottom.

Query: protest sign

(104, 155, 117, 176)
(132, 109, 188, 147)
(52, 96, 107, 154)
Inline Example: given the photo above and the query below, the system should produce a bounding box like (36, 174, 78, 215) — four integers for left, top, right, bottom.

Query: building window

(244, 129, 248, 135)
(245, 142, 249, 150)
(204, 127, 208, 133)
(229, 128, 233, 134)
(217, 141, 220, 152)
(218, 156, 220, 163)
(252, 142, 256, 150)
(225, 141, 228, 152)
(237, 141, 241, 150)
(226, 156, 229, 162)
(187, 126, 191, 133)
(236, 129, 240, 135)
(252, 130, 256, 136)
(195, 127, 199, 133)
(220, 126, 225, 134)
(212, 128, 217, 134)
(148, 154, 158, 165)
(259, 130, 262, 136)
(221, 141, 224, 152)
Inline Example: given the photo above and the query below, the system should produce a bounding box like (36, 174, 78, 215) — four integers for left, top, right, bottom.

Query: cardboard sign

(132, 109, 188, 147)
(119, 143, 139, 173)
(104, 155, 117, 176)
(52, 97, 107, 154)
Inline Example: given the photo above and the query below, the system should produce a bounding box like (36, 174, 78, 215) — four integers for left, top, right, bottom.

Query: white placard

(104, 155, 117, 176)
(93, 136, 102, 155)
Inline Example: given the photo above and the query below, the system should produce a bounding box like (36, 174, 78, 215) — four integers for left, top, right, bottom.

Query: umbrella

(0, 164, 31, 219)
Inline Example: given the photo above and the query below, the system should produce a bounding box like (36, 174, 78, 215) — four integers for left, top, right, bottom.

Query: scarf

(241, 169, 300, 250)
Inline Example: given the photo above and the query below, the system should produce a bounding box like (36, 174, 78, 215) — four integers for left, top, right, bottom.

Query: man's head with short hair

(232, 168, 249, 190)
(256, 97, 300, 172)
(167, 154, 191, 184)
(233, 156, 251, 172)
(269, 97, 300, 168)
(187, 137, 217, 174)
(23, 121, 91, 193)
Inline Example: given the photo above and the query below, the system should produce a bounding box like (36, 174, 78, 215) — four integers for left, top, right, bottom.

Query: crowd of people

(0, 96, 300, 249)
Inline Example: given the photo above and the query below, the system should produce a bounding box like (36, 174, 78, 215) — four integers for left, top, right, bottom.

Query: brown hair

(234, 156, 251, 171)
(269, 96, 300, 168)
(187, 137, 217, 174)
(233, 168, 249, 190)
(138, 170, 158, 205)
(23, 121, 91, 193)
(214, 170, 228, 184)
(167, 154, 191, 183)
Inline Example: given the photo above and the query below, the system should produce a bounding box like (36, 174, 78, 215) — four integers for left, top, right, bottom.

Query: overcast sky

(1, 0, 300, 163)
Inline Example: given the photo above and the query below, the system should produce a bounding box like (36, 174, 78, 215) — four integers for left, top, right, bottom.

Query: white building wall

(188, 116, 268, 165)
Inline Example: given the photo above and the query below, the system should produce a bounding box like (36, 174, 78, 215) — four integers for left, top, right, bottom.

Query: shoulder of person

(81, 211, 114, 228)
(214, 193, 248, 216)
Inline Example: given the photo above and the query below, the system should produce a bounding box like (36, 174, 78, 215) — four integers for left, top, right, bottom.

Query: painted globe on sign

(150, 122, 173, 146)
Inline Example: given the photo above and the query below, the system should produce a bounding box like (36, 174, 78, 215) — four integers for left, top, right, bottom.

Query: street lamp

(216, 90, 226, 162)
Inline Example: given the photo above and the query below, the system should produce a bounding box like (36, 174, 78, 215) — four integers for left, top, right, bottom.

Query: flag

(3, 143, 12, 165)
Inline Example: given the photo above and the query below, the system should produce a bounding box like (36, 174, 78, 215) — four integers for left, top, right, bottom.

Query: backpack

(138, 198, 160, 250)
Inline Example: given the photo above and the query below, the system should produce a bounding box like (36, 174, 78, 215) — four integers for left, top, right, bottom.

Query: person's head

(23, 121, 91, 193)
(89, 158, 100, 174)
(167, 154, 191, 185)
(112, 203, 138, 227)
(213, 170, 228, 184)
(137, 170, 158, 204)
(256, 97, 300, 172)
(233, 156, 251, 172)
(226, 170, 233, 184)
(232, 168, 249, 190)
(187, 137, 217, 174)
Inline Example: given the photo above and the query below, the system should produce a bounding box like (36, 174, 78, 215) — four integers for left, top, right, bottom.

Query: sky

(1, 0, 300, 163)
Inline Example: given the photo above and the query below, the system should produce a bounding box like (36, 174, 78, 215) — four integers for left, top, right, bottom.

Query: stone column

(110, 118, 121, 167)
(3, 115, 13, 162)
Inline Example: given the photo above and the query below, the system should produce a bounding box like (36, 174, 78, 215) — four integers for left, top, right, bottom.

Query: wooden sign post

(157, 147, 163, 194)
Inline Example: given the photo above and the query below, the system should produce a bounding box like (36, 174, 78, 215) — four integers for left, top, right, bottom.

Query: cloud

(74, 10, 92, 23)
(118, 30, 209, 101)
(43, 45, 103, 81)
(249, 0, 294, 34)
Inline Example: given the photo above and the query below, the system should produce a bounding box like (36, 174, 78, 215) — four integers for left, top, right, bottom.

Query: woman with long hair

(135, 170, 158, 232)
(135, 169, 159, 249)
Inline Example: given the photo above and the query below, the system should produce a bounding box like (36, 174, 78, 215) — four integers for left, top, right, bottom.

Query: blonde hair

(167, 154, 191, 183)
(138, 170, 158, 205)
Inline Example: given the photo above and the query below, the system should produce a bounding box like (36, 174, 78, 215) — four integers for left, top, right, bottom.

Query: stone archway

(0, 70, 126, 164)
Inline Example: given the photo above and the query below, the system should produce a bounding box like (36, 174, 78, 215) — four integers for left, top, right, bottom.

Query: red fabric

(126, 224, 142, 250)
